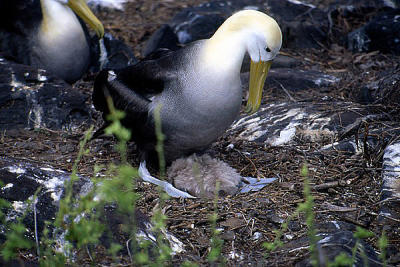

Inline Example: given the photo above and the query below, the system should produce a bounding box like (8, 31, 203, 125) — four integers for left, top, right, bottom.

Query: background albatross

(0, 0, 104, 83)
(93, 10, 282, 198)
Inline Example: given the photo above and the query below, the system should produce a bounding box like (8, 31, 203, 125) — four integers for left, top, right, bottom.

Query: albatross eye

(265, 47, 271, 53)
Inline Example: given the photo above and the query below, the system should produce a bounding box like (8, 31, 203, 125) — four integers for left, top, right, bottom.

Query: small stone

(220, 230, 235, 241)
(252, 232, 262, 240)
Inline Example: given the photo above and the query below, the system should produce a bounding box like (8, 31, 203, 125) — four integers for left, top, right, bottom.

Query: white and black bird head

(203, 9, 282, 113)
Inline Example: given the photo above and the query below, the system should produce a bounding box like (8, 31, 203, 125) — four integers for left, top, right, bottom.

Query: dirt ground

(1, 0, 400, 265)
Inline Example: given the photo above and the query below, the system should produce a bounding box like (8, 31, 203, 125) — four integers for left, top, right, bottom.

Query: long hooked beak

(245, 60, 272, 114)
(68, 0, 104, 38)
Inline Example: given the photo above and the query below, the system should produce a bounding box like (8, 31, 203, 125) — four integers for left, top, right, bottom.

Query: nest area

(1, 0, 400, 265)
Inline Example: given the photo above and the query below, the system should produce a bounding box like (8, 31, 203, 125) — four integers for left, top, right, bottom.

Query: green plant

(352, 226, 374, 266)
(0, 185, 33, 261)
(0, 182, 10, 222)
(328, 252, 353, 267)
(263, 164, 319, 265)
(297, 164, 319, 267)
(264, 163, 390, 267)
(150, 104, 173, 266)
(378, 230, 388, 267)
(1, 222, 33, 261)
(207, 181, 225, 265)
(37, 97, 139, 265)
(0, 96, 179, 266)
(154, 104, 166, 179)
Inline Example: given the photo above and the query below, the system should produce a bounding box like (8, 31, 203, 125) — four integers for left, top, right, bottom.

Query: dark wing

(92, 49, 175, 143)
(142, 48, 174, 61)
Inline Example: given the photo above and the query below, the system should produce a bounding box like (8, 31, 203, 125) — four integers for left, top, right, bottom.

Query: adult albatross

(93, 10, 282, 197)
(0, 0, 104, 83)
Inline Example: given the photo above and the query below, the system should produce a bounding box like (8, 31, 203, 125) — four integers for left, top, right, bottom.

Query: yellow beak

(245, 60, 272, 114)
(68, 0, 104, 38)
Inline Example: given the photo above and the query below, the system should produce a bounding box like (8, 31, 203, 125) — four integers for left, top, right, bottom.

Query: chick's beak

(68, 0, 104, 38)
(245, 60, 272, 114)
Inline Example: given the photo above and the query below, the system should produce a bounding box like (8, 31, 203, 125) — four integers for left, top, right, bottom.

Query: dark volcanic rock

(173, 12, 225, 44)
(330, 0, 399, 11)
(241, 68, 339, 93)
(169, 0, 267, 42)
(0, 157, 184, 258)
(142, 24, 180, 57)
(267, 0, 328, 49)
(365, 68, 400, 111)
(0, 157, 91, 240)
(144, 0, 331, 55)
(144, 0, 265, 53)
(348, 9, 400, 55)
(284, 221, 381, 267)
(90, 33, 138, 72)
(240, 54, 302, 72)
(265, 68, 339, 92)
(295, 230, 381, 266)
(0, 57, 91, 131)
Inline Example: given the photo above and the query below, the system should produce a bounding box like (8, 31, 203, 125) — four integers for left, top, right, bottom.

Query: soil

(1, 0, 399, 266)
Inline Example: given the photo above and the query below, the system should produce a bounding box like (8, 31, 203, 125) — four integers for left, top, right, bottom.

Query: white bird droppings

(5, 166, 26, 174)
(1, 183, 14, 190)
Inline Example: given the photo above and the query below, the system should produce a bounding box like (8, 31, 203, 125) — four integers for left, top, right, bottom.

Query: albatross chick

(168, 154, 242, 199)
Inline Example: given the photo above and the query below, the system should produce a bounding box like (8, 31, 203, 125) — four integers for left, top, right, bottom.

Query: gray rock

(264, 68, 339, 92)
(143, 0, 267, 55)
(241, 54, 302, 72)
(272, 55, 302, 69)
(241, 68, 340, 102)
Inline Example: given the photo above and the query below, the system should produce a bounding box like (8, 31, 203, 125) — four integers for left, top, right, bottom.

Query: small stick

(274, 79, 297, 102)
(313, 181, 344, 191)
(126, 238, 133, 263)
(33, 196, 40, 257)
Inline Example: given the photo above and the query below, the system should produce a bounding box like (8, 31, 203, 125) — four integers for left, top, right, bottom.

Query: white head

(208, 10, 282, 113)
(220, 10, 282, 62)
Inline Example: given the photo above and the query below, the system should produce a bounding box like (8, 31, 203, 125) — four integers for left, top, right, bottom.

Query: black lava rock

(90, 32, 138, 72)
(348, 9, 400, 54)
(296, 230, 381, 267)
(0, 157, 184, 261)
(142, 24, 180, 58)
(144, 0, 332, 54)
(268, 0, 328, 49)
(0, 56, 91, 130)
(173, 12, 225, 44)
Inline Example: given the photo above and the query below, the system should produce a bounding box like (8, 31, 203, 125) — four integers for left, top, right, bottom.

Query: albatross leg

(138, 161, 195, 198)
